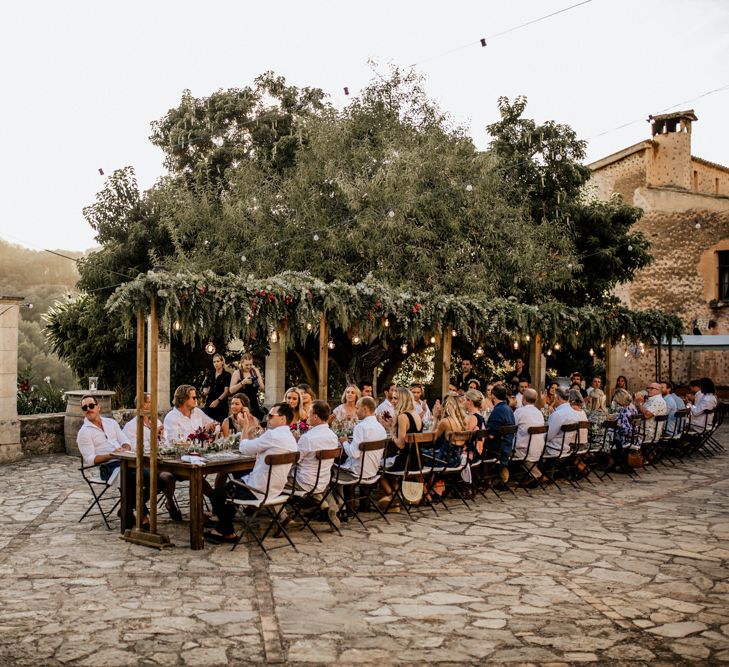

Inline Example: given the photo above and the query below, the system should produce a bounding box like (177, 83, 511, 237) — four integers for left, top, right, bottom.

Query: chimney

(646, 109, 697, 190)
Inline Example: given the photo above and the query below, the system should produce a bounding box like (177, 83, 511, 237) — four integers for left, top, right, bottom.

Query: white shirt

(77, 417, 130, 467)
(513, 404, 545, 462)
(340, 415, 387, 478)
(295, 423, 340, 493)
(375, 399, 395, 418)
(414, 400, 432, 422)
(546, 402, 579, 457)
(238, 425, 298, 499)
(690, 393, 717, 431)
(123, 417, 165, 452)
(642, 395, 667, 440)
(514, 392, 524, 409)
(163, 407, 214, 441)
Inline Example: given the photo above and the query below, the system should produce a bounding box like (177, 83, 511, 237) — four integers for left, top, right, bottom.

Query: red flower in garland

(284, 295, 293, 305)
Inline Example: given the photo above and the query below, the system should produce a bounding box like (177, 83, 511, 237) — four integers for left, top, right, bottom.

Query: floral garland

(106, 269, 684, 349)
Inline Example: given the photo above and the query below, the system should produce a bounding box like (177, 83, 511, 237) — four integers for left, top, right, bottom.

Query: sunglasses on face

(81, 403, 97, 411)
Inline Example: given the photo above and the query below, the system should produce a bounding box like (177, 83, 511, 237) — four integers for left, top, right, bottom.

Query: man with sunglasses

(77, 395, 150, 528)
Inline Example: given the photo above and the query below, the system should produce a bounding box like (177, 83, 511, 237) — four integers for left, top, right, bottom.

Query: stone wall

(692, 159, 729, 197)
(20, 413, 65, 456)
(589, 148, 647, 202)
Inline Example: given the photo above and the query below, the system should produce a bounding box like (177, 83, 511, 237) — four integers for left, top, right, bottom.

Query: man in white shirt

(76, 394, 148, 528)
(586, 376, 602, 397)
(163, 384, 217, 442)
(410, 383, 432, 422)
(513, 388, 546, 468)
(545, 387, 579, 457)
(514, 380, 529, 409)
(207, 402, 297, 543)
(375, 383, 397, 421)
(639, 382, 668, 441)
(294, 401, 340, 494)
(123, 392, 181, 521)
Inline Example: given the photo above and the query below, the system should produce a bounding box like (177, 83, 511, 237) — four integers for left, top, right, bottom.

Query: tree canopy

(47, 69, 682, 397)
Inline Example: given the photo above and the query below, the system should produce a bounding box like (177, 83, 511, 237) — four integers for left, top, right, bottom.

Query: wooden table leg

(189, 468, 204, 550)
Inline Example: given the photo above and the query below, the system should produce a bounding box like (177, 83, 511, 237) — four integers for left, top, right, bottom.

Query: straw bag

(401, 443, 424, 504)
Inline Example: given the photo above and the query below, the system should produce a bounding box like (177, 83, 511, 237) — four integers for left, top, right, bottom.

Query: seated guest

(540, 381, 560, 417)
(463, 389, 487, 460)
(410, 382, 432, 422)
(296, 383, 317, 415)
(570, 372, 588, 398)
(123, 392, 180, 521)
(506, 358, 531, 392)
(431, 394, 475, 467)
(375, 383, 397, 421)
(638, 382, 668, 441)
(206, 402, 297, 543)
(332, 384, 361, 422)
(586, 388, 607, 413)
(284, 386, 308, 425)
(386, 388, 424, 473)
(613, 388, 639, 449)
(514, 379, 529, 409)
(221, 393, 253, 437)
(77, 394, 147, 527)
(586, 376, 603, 397)
(610, 375, 629, 409)
(294, 401, 340, 494)
(467, 378, 481, 391)
(163, 384, 217, 442)
(660, 380, 685, 435)
(485, 384, 516, 483)
(329, 397, 387, 523)
(688, 377, 718, 432)
(545, 387, 579, 457)
(513, 388, 546, 478)
(568, 389, 590, 447)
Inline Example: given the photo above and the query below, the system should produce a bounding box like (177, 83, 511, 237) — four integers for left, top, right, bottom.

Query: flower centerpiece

(331, 417, 357, 439)
(290, 420, 310, 439)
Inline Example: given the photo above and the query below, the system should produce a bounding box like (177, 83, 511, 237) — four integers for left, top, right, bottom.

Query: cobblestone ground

(1, 434, 728, 666)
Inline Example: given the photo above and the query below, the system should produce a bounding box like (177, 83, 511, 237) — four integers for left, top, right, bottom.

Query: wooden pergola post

(528, 334, 545, 392)
(439, 328, 453, 399)
(318, 314, 328, 402)
(122, 300, 172, 549)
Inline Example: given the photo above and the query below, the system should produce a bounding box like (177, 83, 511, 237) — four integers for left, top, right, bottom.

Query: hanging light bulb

(621, 334, 626, 341)
(525, 334, 530, 342)
(173, 320, 182, 332)
(624, 350, 629, 357)
(554, 342, 561, 350)
(600, 343, 605, 348)
(270, 331, 279, 343)
(400, 343, 408, 354)
(313, 233, 320, 241)
(383, 318, 390, 328)
(475, 345, 484, 357)
(204, 341, 216, 355)
(429, 336, 436, 344)
(388, 210, 395, 218)
(513, 341, 519, 350)
(306, 322, 313, 331)
(589, 348, 594, 356)
(240, 254, 247, 263)
(352, 334, 361, 345)
(328, 339, 335, 350)
(546, 349, 552, 356)
(451, 330, 457, 337)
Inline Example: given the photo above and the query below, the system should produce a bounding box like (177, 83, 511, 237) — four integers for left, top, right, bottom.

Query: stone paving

(1, 434, 729, 666)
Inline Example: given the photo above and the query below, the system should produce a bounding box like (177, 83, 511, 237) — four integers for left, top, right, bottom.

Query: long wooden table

(115, 451, 255, 550)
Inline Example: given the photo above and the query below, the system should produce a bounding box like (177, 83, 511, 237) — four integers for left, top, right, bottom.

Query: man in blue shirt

(661, 380, 685, 436)
(485, 384, 516, 483)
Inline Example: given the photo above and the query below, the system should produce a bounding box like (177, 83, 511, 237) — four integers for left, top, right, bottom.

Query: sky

(1, 0, 727, 254)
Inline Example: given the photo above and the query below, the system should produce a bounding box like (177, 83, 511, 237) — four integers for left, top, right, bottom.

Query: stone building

(588, 110, 729, 389)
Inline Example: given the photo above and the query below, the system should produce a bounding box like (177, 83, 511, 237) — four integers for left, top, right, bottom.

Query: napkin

(181, 454, 207, 465)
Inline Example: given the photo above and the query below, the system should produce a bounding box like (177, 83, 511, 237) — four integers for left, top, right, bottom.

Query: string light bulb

(204, 341, 216, 355)
(513, 341, 519, 350)
(475, 345, 484, 357)
(451, 330, 457, 337)
(546, 349, 552, 356)
(589, 348, 594, 356)
(313, 234, 319, 241)
(240, 254, 247, 263)
(554, 342, 561, 350)
(352, 334, 361, 345)
(173, 320, 182, 332)
(429, 336, 436, 344)
(525, 334, 530, 342)
(383, 318, 390, 328)
(270, 331, 279, 344)
(328, 339, 335, 350)
(465, 183, 473, 192)
(400, 343, 408, 354)
(388, 210, 395, 218)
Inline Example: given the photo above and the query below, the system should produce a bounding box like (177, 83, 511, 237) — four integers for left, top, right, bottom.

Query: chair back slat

(316, 446, 342, 461)
(264, 451, 300, 466)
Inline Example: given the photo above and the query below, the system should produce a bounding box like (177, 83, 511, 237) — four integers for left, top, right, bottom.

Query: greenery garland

(106, 270, 684, 350)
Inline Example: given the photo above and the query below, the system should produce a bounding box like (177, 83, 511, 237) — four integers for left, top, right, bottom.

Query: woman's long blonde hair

(442, 395, 469, 431)
(394, 387, 415, 418)
(284, 386, 306, 422)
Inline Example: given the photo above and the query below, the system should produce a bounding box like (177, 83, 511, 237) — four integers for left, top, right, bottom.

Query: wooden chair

(383, 432, 436, 518)
(229, 451, 300, 559)
(508, 425, 547, 493)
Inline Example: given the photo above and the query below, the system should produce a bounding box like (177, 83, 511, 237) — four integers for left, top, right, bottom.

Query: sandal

(204, 530, 238, 544)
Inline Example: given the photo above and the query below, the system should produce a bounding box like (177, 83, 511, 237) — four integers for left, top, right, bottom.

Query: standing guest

(163, 385, 217, 442)
(77, 394, 148, 528)
(284, 386, 308, 425)
(570, 372, 588, 398)
(294, 401, 340, 495)
(206, 403, 297, 543)
(375, 382, 397, 421)
(221, 393, 252, 438)
(586, 376, 603, 397)
(513, 388, 546, 478)
(410, 382, 432, 422)
(545, 387, 580, 457)
(123, 392, 180, 522)
(638, 382, 668, 441)
(229, 353, 264, 420)
(660, 380, 685, 435)
(484, 384, 516, 483)
(296, 383, 317, 414)
(201, 353, 232, 423)
(611, 376, 629, 409)
(514, 379, 530, 409)
(507, 358, 531, 392)
(359, 381, 374, 398)
(333, 384, 361, 422)
(687, 377, 718, 431)
(455, 358, 479, 393)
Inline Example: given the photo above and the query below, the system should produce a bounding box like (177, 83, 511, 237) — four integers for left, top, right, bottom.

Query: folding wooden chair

(383, 432, 436, 518)
(508, 425, 547, 493)
(78, 460, 120, 530)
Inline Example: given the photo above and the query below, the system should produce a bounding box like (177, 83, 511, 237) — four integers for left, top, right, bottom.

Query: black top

(239, 367, 264, 419)
(389, 412, 423, 472)
(455, 370, 480, 392)
(202, 369, 231, 422)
